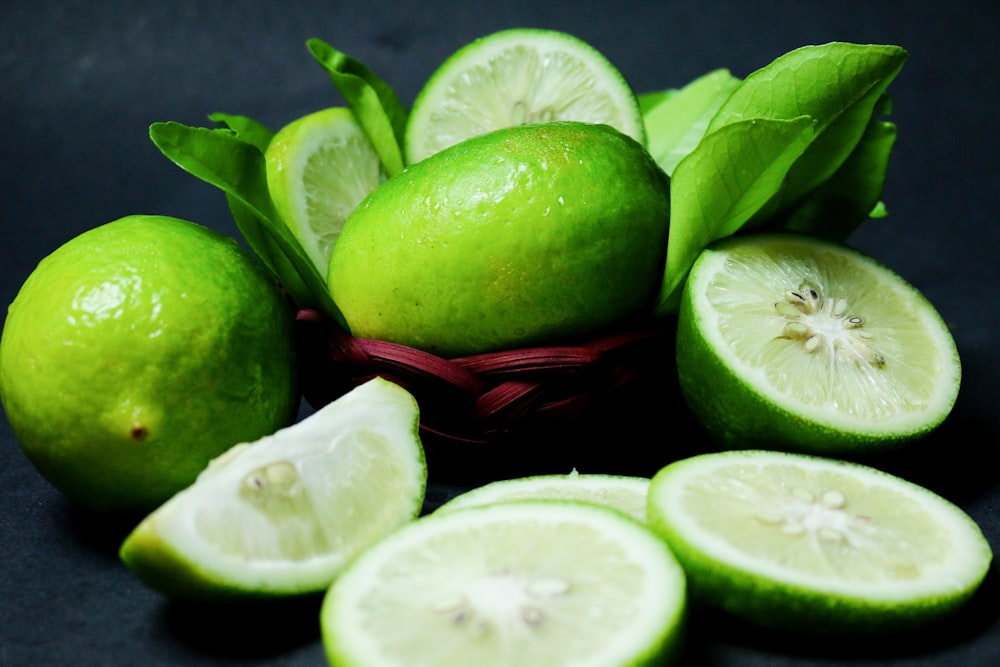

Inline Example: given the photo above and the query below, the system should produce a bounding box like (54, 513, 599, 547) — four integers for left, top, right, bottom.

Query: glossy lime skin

(0, 215, 298, 512)
(329, 121, 670, 357)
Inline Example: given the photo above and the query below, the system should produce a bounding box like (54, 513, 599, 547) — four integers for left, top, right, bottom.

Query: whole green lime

(328, 121, 670, 357)
(0, 215, 298, 512)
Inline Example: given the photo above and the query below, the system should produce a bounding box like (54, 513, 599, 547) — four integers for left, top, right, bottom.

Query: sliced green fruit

(265, 107, 384, 278)
(676, 232, 961, 453)
(321, 500, 686, 667)
(119, 378, 426, 599)
(405, 28, 645, 164)
(647, 450, 992, 635)
(436, 472, 650, 522)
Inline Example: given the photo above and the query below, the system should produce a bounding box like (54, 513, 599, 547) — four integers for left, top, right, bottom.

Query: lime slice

(405, 28, 645, 164)
(676, 232, 961, 453)
(321, 500, 686, 667)
(119, 378, 426, 599)
(647, 450, 992, 635)
(265, 107, 384, 278)
(436, 472, 651, 522)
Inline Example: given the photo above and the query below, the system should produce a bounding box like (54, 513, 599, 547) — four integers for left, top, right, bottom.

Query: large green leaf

(654, 116, 816, 315)
(307, 38, 408, 176)
(771, 111, 898, 241)
(643, 69, 741, 176)
(204, 113, 312, 306)
(708, 42, 908, 221)
(208, 112, 274, 152)
(149, 121, 344, 326)
(637, 89, 676, 115)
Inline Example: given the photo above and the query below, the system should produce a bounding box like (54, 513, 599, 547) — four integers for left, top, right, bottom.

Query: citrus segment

(265, 107, 384, 278)
(321, 500, 686, 667)
(405, 28, 645, 164)
(647, 450, 991, 635)
(119, 378, 426, 598)
(437, 472, 650, 522)
(676, 232, 961, 453)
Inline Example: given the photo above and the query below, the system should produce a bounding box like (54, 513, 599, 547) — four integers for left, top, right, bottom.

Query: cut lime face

(676, 232, 961, 453)
(119, 378, 426, 599)
(436, 472, 651, 522)
(647, 450, 992, 635)
(265, 107, 384, 278)
(405, 28, 645, 164)
(321, 501, 686, 667)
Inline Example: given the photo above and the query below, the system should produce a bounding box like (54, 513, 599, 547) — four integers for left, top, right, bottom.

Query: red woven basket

(293, 308, 689, 482)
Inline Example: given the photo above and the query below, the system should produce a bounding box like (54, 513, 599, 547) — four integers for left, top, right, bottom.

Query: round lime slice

(405, 28, 645, 164)
(321, 500, 686, 667)
(265, 107, 384, 278)
(436, 472, 650, 522)
(676, 232, 962, 453)
(647, 449, 992, 635)
(119, 378, 426, 599)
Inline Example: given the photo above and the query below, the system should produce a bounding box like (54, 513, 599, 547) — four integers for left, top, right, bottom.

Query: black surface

(2, 1, 998, 665)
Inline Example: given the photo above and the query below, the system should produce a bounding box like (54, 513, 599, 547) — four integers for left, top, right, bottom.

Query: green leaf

(643, 69, 741, 176)
(771, 114, 897, 241)
(307, 38, 408, 176)
(206, 113, 312, 304)
(149, 121, 345, 326)
(708, 43, 908, 218)
(223, 193, 316, 306)
(208, 112, 274, 152)
(654, 116, 817, 315)
(637, 89, 676, 115)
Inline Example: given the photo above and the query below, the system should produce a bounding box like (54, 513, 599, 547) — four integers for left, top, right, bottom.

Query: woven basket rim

(293, 308, 675, 448)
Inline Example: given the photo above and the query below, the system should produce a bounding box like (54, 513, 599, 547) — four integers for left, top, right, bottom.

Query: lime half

(265, 107, 384, 278)
(676, 232, 961, 453)
(436, 472, 651, 522)
(119, 378, 426, 599)
(647, 450, 992, 635)
(321, 501, 686, 667)
(405, 28, 645, 164)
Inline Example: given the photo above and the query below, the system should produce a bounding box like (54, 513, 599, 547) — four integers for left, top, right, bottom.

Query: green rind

(646, 451, 993, 636)
(675, 233, 961, 454)
(330, 121, 670, 357)
(0, 215, 298, 512)
(120, 524, 266, 599)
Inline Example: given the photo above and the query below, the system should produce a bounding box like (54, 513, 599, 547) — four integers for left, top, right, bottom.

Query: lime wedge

(647, 450, 992, 635)
(265, 107, 384, 278)
(119, 378, 426, 599)
(321, 501, 686, 667)
(436, 472, 651, 522)
(676, 232, 961, 453)
(405, 28, 645, 164)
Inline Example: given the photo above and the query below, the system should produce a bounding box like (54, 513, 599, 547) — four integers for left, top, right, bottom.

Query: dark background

(2, 1, 998, 665)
